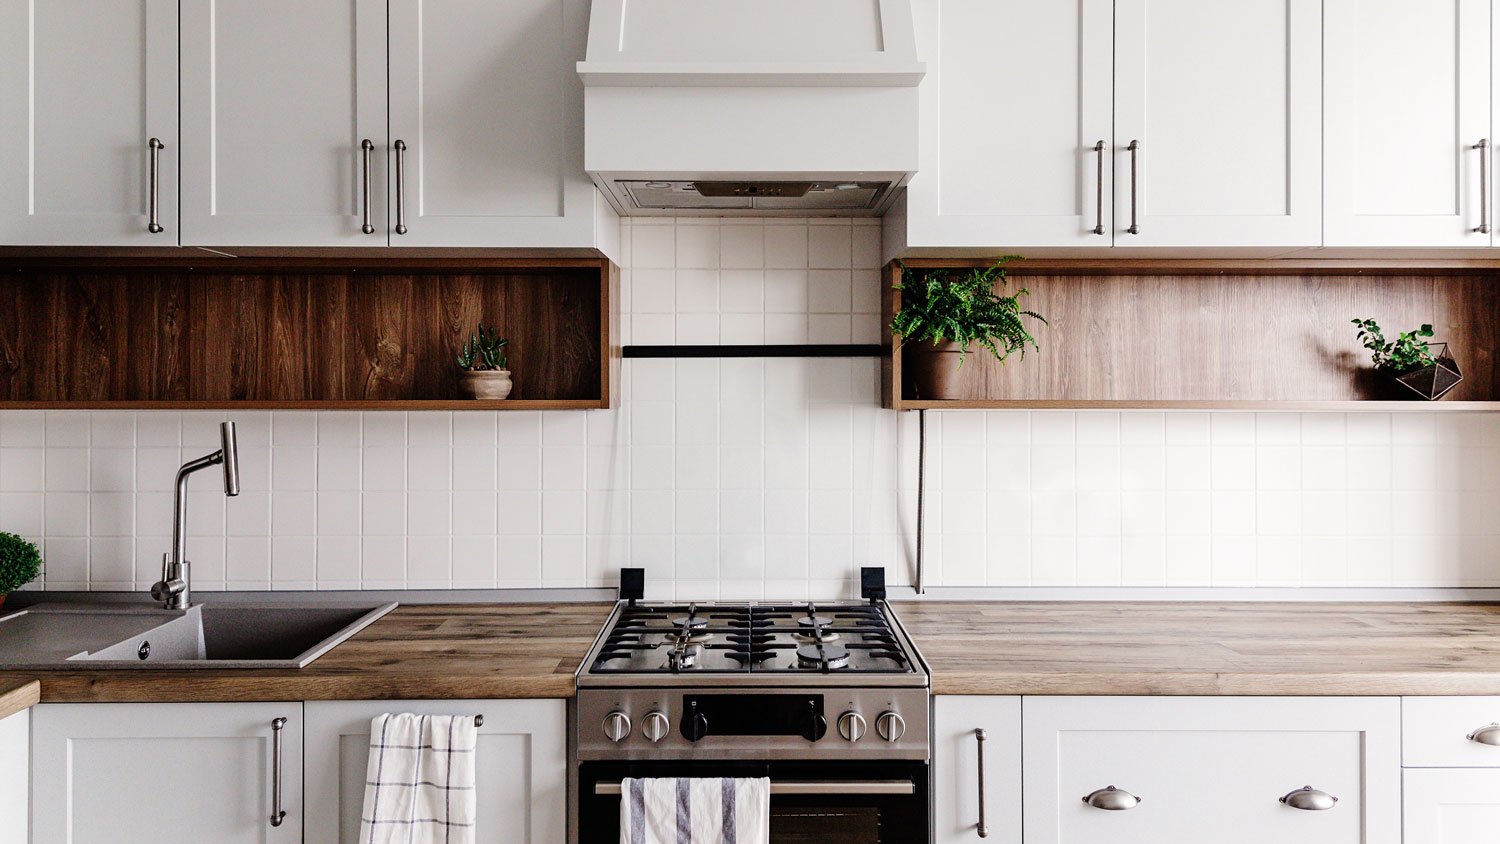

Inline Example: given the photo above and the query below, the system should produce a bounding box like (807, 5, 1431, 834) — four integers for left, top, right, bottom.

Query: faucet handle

(160, 552, 170, 583)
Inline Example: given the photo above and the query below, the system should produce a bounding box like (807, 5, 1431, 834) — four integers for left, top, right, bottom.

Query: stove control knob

(642, 711, 670, 743)
(602, 711, 632, 743)
(876, 711, 906, 742)
(682, 704, 710, 743)
(837, 711, 867, 742)
(801, 703, 828, 742)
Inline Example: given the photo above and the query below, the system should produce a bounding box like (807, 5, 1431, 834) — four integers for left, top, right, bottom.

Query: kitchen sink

(0, 601, 397, 669)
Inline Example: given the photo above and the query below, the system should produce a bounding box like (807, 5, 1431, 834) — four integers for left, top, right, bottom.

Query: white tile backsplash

(6, 217, 1500, 596)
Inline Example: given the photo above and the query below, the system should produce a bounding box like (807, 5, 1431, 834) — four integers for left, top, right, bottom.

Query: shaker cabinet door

(0, 0, 178, 245)
(179, 0, 387, 246)
(1404, 768, 1500, 844)
(933, 696, 1021, 844)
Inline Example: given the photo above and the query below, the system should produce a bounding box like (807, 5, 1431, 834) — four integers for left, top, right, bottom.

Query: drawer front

(1023, 697, 1400, 844)
(1403, 697, 1500, 768)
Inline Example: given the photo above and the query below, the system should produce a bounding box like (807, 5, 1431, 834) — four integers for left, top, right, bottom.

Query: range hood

(579, 0, 924, 217)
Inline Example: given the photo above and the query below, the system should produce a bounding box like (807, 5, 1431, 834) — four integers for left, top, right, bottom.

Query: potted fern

(456, 324, 512, 400)
(1351, 318, 1462, 400)
(889, 258, 1047, 400)
(0, 531, 41, 610)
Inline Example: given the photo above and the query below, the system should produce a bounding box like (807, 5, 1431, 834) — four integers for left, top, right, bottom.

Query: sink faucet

(152, 421, 240, 609)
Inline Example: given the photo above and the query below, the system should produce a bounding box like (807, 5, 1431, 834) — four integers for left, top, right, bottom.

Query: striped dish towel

(620, 778, 770, 844)
(359, 713, 478, 844)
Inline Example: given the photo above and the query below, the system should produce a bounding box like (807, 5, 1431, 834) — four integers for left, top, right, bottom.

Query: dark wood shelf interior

(882, 260, 1500, 410)
(0, 259, 617, 408)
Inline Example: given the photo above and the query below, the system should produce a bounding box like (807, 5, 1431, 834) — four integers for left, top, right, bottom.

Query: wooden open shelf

(882, 259, 1500, 411)
(0, 257, 618, 409)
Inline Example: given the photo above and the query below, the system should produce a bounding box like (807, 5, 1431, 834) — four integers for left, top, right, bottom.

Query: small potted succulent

(1351, 318, 1462, 400)
(889, 257, 1047, 400)
(456, 324, 512, 400)
(0, 531, 41, 610)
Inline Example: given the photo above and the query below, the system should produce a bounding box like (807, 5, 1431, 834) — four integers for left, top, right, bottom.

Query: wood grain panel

(0, 262, 612, 407)
(883, 265, 1500, 408)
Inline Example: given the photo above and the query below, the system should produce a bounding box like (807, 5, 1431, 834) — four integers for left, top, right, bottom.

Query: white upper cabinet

(387, 0, 617, 254)
(897, 0, 1114, 253)
(0, 0, 178, 245)
(180, 0, 387, 247)
(1113, 0, 1323, 247)
(1325, 0, 1490, 246)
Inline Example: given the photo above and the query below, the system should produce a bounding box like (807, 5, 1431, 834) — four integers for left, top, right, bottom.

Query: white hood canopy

(579, 0, 925, 216)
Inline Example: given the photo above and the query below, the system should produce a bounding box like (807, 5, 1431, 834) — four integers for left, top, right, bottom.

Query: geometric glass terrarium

(1393, 342, 1463, 400)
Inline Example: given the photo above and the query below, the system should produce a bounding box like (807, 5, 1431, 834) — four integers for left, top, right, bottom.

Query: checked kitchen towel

(620, 777, 771, 844)
(359, 713, 479, 844)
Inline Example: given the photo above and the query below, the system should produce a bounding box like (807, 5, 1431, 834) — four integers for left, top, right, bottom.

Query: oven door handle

(594, 780, 915, 796)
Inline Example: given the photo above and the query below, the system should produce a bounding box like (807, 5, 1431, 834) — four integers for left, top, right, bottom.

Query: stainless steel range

(574, 569, 930, 843)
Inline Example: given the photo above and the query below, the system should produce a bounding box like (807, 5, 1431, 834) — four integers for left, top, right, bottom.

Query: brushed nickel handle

(1475, 139, 1490, 234)
(594, 780, 913, 796)
(360, 139, 375, 235)
(270, 716, 287, 827)
(1092, 140, 1107, 235)
(1467, 723, 1500, 745)
(147, 138, 165, 234)
(1083, 786, 1141, 811)
(393, 139, 408, 235)
(1126, 140, 1140, 235)
(1280, 785, 1338, 811)
(975, 728, 988, 837)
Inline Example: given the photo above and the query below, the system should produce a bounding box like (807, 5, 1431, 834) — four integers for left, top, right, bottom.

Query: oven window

(771, 807, 881, 843)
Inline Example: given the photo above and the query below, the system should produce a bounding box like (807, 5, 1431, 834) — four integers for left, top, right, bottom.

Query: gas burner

(797, 643, 850, 670)
(725, 649, 778, 665)
(673, 616, 709, 630)
(666, 644, 700, 671)
(796, 615, 833, 628)
(793, 629, 840, 643)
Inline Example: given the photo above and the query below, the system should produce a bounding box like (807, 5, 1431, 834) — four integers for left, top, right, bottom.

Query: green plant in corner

(889, 257, 1047, 366)
(0, 531, 41, 596)
(1351, 318, 1437, 374)
(456, 324, 509, 371)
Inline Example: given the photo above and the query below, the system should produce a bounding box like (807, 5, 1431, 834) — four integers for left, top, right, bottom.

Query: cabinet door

(934, 696, 1020, 844)
(304, 699, 566, 844)
(902, 0, 1114, 249)
(31, 702, 302, 844)
(0, 0, 178, 245)
(1325, 0, 1490, 246)
(1114, 0, 1322, 247)
(1022, 696, 1400, 844)
(387, 0, 614, 250)
(1405, 768, 1500, 844)
(0, 709, 26, 844)
(180, 0, 387, 246)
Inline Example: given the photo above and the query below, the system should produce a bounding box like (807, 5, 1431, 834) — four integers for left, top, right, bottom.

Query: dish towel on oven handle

(620, 777, 771, 844)
(359, 713, 479, 844)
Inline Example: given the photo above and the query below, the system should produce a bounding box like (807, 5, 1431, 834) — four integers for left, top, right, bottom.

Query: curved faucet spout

(155, 421, 241, 609)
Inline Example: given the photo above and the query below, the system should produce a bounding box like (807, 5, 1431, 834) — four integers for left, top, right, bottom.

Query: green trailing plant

(889, 257, 1046, 366)
(1351, 318, 1438, 374)
(456, 324, 509, 371)
(0, 531, 41, 594)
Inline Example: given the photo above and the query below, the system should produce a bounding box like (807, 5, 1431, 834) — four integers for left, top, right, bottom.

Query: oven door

(578, 761, 929, 844)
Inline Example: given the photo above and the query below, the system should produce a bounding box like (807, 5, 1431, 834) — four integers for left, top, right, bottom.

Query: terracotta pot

(458, 369, 513, 400)
(906, 341, 982, 400)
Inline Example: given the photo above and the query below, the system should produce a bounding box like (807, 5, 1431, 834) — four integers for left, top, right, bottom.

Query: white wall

(1, 217, 1496, 597)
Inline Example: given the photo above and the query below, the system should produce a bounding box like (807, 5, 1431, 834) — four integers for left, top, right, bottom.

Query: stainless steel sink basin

(0, 602, 397, 669)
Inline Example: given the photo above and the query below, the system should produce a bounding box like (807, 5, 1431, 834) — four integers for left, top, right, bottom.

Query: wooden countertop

(896, 601, 1500, 696)
(0, 603, 611, 703)
(0, 680, 40, 719)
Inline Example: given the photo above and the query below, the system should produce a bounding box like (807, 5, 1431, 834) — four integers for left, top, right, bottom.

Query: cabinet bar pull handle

(1475, 139, 1490, 234)
(1092, 140, 1107, 235)
(1468, 723, 1500, 745)
(595, 780, 912, 796)
(1083, 785, 1141, 810)
(147, 138, 165, 234)
(975, 728, 988, 838)
(360, 139, 375, 234)
(394, 139, 408, 235)
(270, 716, 287, 827)
(1126, 140, 1140, 235)
(1280, 785, 1337, 811)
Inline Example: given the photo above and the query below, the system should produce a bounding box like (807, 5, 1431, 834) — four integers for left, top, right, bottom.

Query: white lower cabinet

(0, 707, 28, 844)
(1404, 768, 1500, 843)
(933, 696, 1021, 844)
(1020, 696, 1400, 844)
(304, 699, 567, 844)
(30, 702, 303, 844)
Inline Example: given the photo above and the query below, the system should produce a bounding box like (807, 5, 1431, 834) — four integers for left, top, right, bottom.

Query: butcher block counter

(0, 603, 611, 703)
(896, 600, 1500, 696)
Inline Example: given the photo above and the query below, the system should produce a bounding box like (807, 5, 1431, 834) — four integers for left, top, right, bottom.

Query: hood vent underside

(621, 180, 893, 213)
